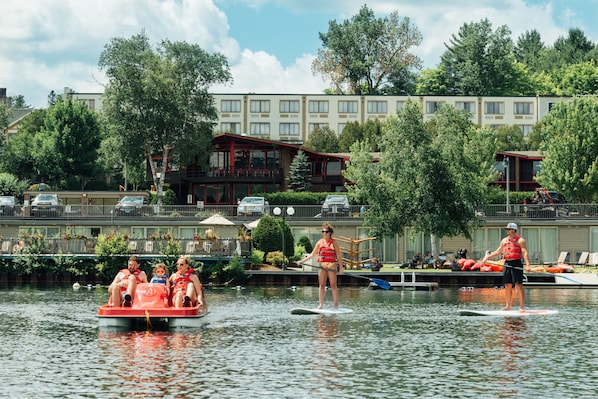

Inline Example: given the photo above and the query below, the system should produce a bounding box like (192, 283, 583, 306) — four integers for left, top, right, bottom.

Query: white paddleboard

(291, 307, 353, 315)
(460, 309, 558, 317)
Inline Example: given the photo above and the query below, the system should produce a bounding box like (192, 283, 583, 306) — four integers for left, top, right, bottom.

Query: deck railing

(2, 203, 598, 222)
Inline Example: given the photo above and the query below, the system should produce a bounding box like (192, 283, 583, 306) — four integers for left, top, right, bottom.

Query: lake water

(1, 284, 597, 398)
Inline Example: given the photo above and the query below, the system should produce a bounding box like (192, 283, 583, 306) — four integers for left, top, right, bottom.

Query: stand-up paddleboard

(291, 307, 353, 315)
(459, 309, 558, 317)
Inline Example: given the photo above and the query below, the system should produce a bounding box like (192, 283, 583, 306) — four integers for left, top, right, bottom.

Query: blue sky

(1, 0, 597, 108)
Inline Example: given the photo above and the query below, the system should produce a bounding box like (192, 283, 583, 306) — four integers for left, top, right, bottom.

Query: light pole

(273, 206, 295, 270)
(503, 157, 510, 213)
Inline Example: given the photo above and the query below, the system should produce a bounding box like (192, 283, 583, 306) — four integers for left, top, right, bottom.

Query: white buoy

(72, 282, 81, 290)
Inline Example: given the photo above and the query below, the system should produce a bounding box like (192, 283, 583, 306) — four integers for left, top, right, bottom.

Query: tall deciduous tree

(98, 32, 231, 204)
(312, 5, 422, 94)
(536, 97, 598, 202)
(39, 97, 102, 189)
(345, 100, 494, 250)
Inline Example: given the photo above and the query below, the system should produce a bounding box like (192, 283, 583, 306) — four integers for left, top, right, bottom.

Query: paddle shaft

(485, 260, 583, 285)
(301, 262, 391, 290)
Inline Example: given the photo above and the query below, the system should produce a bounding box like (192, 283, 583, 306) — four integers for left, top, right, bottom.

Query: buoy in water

(72, 282, 81, 290)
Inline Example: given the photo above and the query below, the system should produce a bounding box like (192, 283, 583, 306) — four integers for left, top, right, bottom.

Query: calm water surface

(1, 284, 597, 398)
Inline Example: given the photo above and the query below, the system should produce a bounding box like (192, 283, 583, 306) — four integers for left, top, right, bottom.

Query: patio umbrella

(243, 219, 261, 230)
(199, 213, 235, 226)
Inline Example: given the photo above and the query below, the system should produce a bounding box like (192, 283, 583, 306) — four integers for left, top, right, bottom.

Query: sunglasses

(322, 230, 330, 233)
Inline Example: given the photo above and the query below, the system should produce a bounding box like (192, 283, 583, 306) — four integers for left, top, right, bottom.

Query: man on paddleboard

(483, 223, 531, 311)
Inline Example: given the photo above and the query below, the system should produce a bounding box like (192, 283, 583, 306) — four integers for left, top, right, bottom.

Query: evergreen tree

(288, 149, 311, 192)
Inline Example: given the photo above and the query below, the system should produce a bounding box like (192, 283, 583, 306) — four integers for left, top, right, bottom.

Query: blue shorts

(503, 259, 524, 285)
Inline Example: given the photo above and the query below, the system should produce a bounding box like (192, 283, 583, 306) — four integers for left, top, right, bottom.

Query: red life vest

(503, 236, 522, 260)
(317, 239, 337, 263)
(173, 268, 195, 292)
(119, 268, 143, 292)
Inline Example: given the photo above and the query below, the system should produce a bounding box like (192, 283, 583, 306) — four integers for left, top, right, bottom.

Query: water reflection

(2, 286, 598, 398)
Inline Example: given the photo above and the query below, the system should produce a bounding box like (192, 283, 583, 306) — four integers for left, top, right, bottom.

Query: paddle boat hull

(97, 283, 208, 329)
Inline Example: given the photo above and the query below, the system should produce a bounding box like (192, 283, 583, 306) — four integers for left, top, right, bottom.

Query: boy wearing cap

(483, 222, 530, 311)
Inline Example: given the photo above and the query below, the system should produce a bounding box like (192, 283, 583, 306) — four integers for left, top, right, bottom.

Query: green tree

(345, 100, 494, 250)
(494, 125, 526, 151)
(514, 29, 546, 73)
(252, 215, 294, 261)
(556, 62, 598, 95)
(0, 172, 29, 197)
(338, 121, 363, 152)
(440, 19, 520, 95)
(39, 97, 103, 189)
(303, 126, 339, 153)
(288, 149, 311, 192)
(98, 31, 231, 205)
(0, 109, 45, 180)
(536, 97, 598, 202)
(362, 118, 383, 152)
(540, 28, 596, 71)
(312, 5, 422, 94)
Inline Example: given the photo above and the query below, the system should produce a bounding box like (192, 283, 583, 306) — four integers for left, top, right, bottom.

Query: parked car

(523, 188, 569, 218)
(0, 196, 18, 217)
(237, 196, 270, 217)
(30, 193, 63, 217)
(114, 196, 150, 216)
(321, 194, 351, 216)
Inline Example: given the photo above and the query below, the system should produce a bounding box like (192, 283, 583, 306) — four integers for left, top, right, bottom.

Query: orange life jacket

(317, 239, 337, 263)
(173, 268, 195, 293)
(504, 236, 522, 260)
(119, 268, 143, 292)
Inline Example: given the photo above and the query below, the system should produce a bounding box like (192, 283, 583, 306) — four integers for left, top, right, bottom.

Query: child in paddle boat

(169, 256, 205, 308)
(150, 263, 171, 299)
(299, 222, 344, 310)
(108, 255, 148, 307)
(482, 222, 531, 312)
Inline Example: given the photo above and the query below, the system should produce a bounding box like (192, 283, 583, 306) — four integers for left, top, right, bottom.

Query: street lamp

(503, 157, 510, 213)
(273, 206, 295, 270)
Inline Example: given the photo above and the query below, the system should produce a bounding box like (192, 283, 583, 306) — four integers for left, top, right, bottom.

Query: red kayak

(97, 283, 208, 329)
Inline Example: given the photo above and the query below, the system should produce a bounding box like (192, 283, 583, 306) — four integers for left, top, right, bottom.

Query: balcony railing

(2, 204, 598, 222)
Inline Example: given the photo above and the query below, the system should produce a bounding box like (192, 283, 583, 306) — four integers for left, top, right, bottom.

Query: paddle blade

(371, 278, 391, 290)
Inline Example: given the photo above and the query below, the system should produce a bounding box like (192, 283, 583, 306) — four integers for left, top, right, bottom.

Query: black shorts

(503, 259, 524, 285)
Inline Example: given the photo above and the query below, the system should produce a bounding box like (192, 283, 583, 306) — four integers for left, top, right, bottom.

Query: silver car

(237, 197, 270, 217)
(31, 194, 63, 217)
(321, 195, 350, 215)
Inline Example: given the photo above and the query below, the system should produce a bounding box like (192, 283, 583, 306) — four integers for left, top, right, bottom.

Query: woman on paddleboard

(483, 223, 531, 311)
(300, 222, 344, 309)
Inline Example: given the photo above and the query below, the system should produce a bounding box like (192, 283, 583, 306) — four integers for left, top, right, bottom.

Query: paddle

(301, 262, 392, 290)
(485, 260, 583, 285)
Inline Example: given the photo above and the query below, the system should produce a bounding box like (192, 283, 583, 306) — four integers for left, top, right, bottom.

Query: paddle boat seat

(132, 283, 170, 308)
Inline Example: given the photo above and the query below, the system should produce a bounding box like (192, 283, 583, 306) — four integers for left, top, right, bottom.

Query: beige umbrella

(199, 213, 235, 226)
(243, 219, 261, 230)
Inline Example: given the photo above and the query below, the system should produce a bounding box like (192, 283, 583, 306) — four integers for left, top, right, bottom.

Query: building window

(250, 100, 270, 113)
(309, 100, 329, 113)
(425, 101, 443, 114)
(250, 123, 270, 135)
(367, 101, 387, 114)
(485, 101, 504, 114)
(280, 100, 299, 113)
(221, 122, 241, 134)
(396, 101, 405, 112)
(338, 123, 347, 133)
(518, 125, 533, 138)
(279, 123, 299, 136)
(456, 101, 474, 113)
(514, 102, 533, 115)
(221, 100, 241, 113)
(338, 100, 358, 113)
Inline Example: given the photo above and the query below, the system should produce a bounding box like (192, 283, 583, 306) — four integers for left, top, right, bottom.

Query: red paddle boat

(97, 283, 208, 329)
